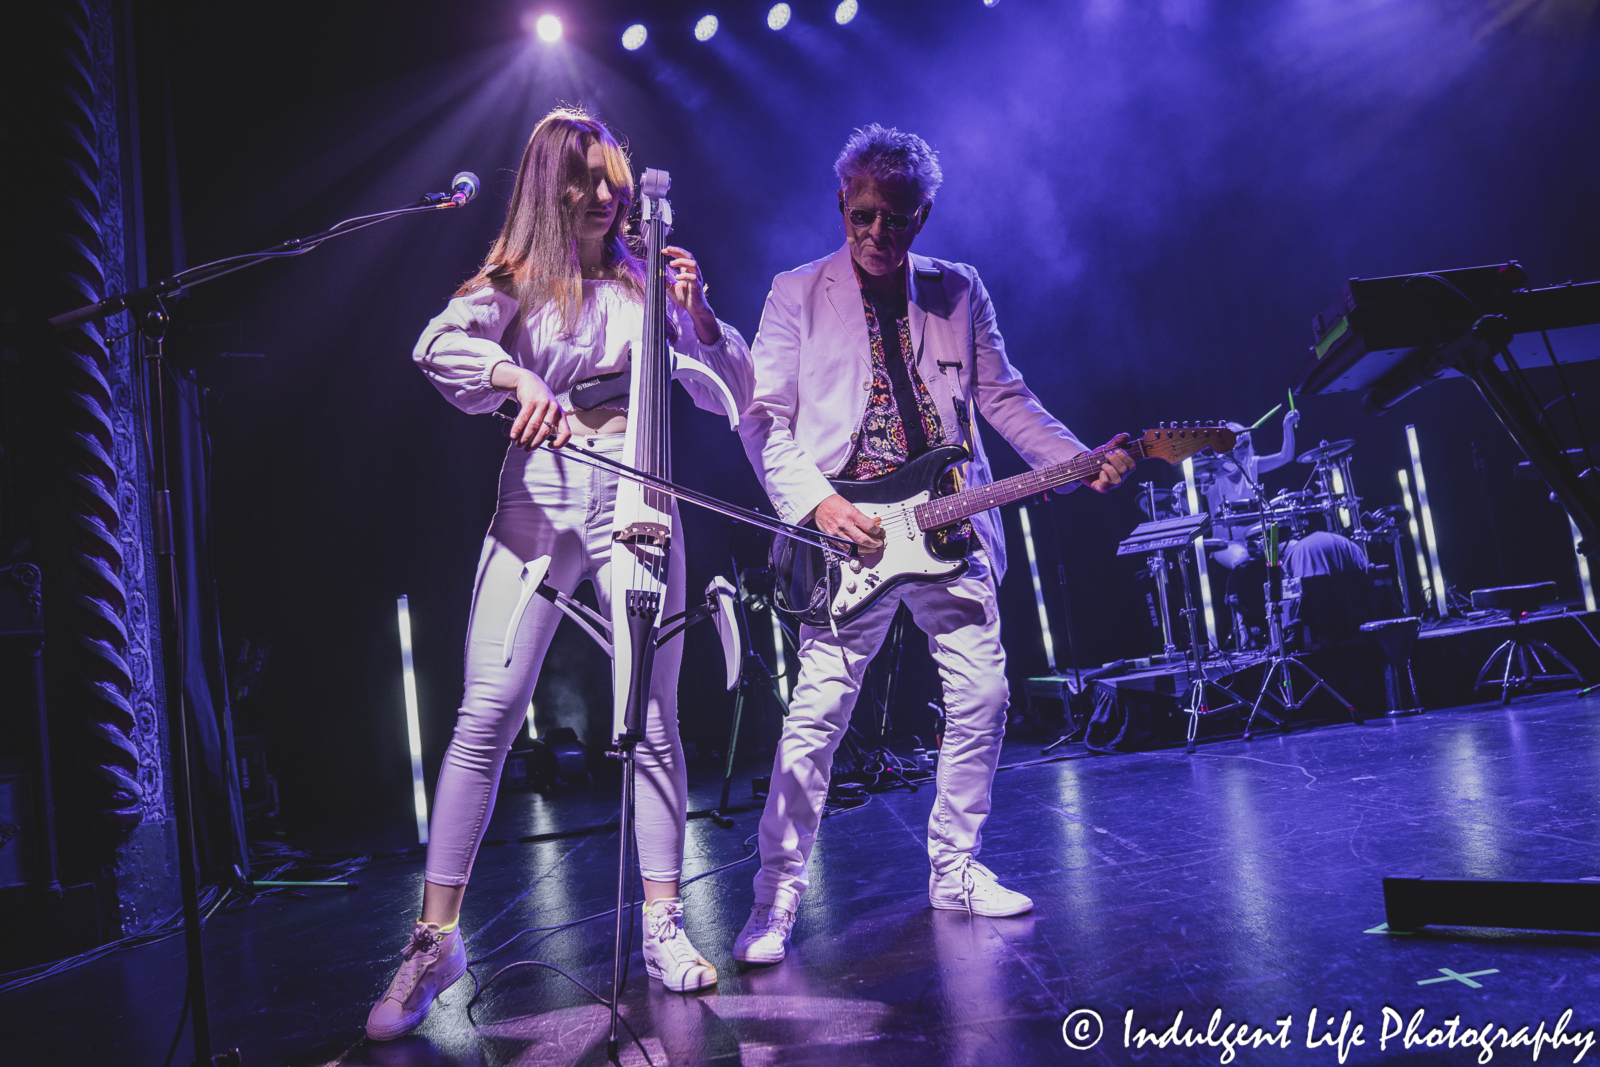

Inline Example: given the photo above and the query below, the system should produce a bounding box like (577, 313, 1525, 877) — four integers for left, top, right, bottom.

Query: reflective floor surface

(9, 690, 1600, 1066)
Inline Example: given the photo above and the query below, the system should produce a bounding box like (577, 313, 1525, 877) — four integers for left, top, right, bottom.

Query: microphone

(449, 171, 480, 205)
(423, 171, 480, 206)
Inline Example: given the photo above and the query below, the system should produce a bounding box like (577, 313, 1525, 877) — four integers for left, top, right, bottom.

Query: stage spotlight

(694, 14, 719, 40)
(534, 13, 562, 42)
(768, 3, 792, 29)
(622, 23, 648, 50)
(835, 0, 859, 24)
(982, 0, 1000, 5)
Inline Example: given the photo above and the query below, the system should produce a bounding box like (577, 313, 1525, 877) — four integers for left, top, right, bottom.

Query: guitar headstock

(1140, 423, 1236, 466)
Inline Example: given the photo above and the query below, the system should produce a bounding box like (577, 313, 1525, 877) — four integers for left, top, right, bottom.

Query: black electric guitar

(772, 424, 1236, 626)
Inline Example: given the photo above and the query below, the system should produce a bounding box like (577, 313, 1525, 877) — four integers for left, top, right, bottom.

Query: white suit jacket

(739, 244, 1087, 583)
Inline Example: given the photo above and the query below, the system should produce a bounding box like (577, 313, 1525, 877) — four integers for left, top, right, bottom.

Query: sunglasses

(841, 205, 922, 232)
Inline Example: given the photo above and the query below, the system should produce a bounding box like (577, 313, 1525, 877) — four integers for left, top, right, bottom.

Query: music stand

(1117, 514, 1213, 664)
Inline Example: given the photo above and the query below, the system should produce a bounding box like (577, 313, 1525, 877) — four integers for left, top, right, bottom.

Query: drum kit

(1186, 436, 1415, 620)
(1196, 438, 1370, 544)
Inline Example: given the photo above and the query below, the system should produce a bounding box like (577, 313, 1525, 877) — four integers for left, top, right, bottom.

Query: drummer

(1203, 406, 1301, 568)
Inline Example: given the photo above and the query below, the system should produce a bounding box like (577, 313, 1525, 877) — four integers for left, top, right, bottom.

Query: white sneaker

(929, 858, 1033, 917)
(365, 920, 468, 1041)
(732, 903, 796, 964)
(642, 898, 718, 992)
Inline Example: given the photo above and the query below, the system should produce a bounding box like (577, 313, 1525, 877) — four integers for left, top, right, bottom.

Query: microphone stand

(48, 191, 474, 1067)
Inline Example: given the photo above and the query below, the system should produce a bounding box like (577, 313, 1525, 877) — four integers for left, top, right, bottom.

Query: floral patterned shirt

(840, 273, 973, 552)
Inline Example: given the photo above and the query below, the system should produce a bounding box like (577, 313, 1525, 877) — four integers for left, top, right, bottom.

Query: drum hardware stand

(1242, 523, 1364, 740)
(1173, 542, 1248, 753)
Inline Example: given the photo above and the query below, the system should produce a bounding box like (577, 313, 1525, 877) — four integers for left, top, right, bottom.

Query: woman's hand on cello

(494, 363, 571, 450)
(662, 245, 722, 345)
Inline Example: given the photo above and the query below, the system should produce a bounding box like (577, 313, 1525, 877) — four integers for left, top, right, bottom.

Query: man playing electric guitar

(734, 125, 1135, 962)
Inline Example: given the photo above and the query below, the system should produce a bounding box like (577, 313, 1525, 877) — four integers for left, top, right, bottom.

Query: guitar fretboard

(914, 439, 1152, 530)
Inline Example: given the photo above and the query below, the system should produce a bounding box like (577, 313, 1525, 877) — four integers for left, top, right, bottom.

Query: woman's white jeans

(754, 554, 1009, 913)
(424, 434, 690, 886)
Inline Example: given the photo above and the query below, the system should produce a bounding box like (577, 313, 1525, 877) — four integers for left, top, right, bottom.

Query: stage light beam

(622, 23, 648, 50)
(534, 14, 563, 43)
(1182, 458, 1218, 648)
(1020, 505, 1057, 672)
(396, 595, 429, 845)
(1405, 425, 1448, 616)
(835, 0, 859, 25)
(768, 3, 792, 30)
(694, 14, 719, 41)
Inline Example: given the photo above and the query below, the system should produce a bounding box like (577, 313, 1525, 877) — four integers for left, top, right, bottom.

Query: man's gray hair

(834, 124, 943, 204)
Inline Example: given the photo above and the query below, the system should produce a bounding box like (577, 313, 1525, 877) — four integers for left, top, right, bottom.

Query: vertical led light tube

(1572, 515, 1597, 613)
(770, 611, 790, 703)
(1405, 425, 1448, 614)
(526, 699, 538, 742)
(396, 595, 429, 845)
(1398, 470, 1431, 613)
(1182, 458, 1218, 646)
(1019, 506, 1057, 671)
(1330, 468, 1352, 528)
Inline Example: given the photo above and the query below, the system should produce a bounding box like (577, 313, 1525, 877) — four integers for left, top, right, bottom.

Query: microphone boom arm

(47, 195, 470, 332)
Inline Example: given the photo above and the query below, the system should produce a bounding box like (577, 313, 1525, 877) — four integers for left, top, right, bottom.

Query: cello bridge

(615, 522, 671, 547)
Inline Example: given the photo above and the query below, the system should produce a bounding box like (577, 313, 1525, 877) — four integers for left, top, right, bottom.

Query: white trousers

(754, 554, 1009, 912)
(424, 434, 690, 886)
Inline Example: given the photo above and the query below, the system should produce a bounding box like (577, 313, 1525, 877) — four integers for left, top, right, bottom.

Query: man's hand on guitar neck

(813, 494, 886, 549)
(1081, 433, 1136, 494)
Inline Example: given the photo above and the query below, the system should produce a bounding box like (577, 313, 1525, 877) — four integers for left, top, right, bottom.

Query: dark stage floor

(10, 690, 1600, 1067)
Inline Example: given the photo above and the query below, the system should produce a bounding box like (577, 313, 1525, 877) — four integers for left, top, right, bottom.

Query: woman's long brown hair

(457, 107, 644, 332)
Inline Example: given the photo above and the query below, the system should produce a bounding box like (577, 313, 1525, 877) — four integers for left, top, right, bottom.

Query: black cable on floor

(161, 973, 193, 1067)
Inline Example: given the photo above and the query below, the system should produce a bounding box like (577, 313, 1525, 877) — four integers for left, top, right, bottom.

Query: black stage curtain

(170, 371, 248, 883)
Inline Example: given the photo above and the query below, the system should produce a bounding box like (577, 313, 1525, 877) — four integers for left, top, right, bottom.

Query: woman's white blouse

(413, 280, 751, 419)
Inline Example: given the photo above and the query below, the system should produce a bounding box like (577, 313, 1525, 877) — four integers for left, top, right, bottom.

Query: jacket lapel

(907, 254, 937, 364)
(822, 245, 871, 372)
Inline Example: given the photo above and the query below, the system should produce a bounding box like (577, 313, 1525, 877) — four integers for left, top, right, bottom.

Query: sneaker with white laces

(642, 898, 718, 992)
(929, 858, 1034, 917)
(365, 920, 468, 1041)
(732, 903, 796, 964)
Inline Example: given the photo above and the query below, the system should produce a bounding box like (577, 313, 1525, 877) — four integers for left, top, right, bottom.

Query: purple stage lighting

(622, 23, 648, 50)
(768, 3, 792, 30)
(835, 0, 859, 24)
(694, 14, 720, 41)
(533, 13, 562, 42)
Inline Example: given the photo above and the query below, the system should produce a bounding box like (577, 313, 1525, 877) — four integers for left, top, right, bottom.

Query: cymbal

(1297, 439, 1353, 465)
(1188, 453, 1229, 473)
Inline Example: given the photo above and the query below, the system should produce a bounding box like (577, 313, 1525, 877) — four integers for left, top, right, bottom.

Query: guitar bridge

(615, 522, 671, 547)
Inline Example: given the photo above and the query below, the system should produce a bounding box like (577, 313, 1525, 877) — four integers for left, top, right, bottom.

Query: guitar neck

(915, 438, 1151, 530)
